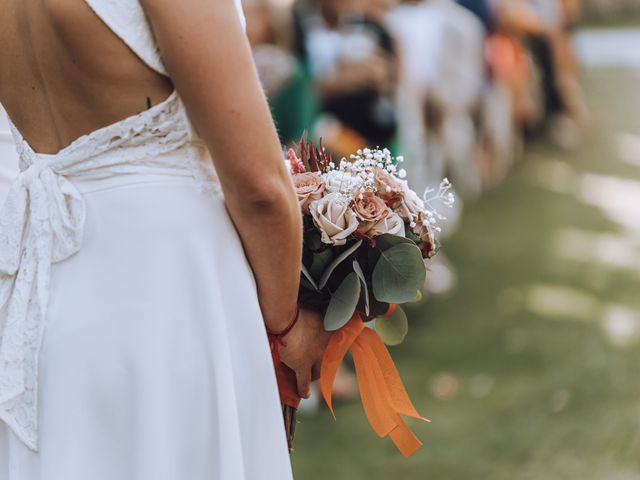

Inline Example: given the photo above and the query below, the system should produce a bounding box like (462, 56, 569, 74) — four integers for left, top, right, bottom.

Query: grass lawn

(291, 69, 640, 480)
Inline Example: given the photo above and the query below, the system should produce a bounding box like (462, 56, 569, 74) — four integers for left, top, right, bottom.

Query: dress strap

(82, 0, 168, 75)
(82, 0, 247, 77)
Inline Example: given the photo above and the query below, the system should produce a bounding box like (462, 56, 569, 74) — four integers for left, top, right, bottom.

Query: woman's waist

(62, 145, 221, 195)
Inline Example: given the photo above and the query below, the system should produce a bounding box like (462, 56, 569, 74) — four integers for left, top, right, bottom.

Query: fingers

(296, 367, 312, 400)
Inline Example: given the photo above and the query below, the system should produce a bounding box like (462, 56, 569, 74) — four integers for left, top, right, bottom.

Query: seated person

(293, 0, 398, 156)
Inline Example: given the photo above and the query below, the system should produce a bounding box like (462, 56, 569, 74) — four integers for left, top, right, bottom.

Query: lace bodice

(0, 0, 244, 451)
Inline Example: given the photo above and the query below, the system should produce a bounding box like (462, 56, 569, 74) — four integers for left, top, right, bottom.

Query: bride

(0, 0, 327, 478)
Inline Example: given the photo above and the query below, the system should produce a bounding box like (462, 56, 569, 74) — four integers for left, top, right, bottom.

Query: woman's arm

(140, 0, 300, 333)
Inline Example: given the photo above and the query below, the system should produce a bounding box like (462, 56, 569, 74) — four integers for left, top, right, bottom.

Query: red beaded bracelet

(267, 305, 301, 365)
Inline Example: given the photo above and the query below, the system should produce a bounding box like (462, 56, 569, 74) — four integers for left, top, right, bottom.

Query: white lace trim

(0, 91, 220, 451)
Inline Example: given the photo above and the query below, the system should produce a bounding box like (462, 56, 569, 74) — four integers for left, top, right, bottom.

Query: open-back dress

(0, 1, 293, 478)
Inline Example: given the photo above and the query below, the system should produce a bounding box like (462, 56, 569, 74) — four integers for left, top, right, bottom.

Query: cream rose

(374, 167, 403, 203)
(309, 193, 359, 246)
(324, 170, 363, 195)
(293, 172, 326, 212)
(395, 181, 425, 222)
(369, 211, 406, 238)
(353, 192, 390, 233)
(413, 212, 437, 258)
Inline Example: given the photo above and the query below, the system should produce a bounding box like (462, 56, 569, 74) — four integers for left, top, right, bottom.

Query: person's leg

(526, 34, 563, 119)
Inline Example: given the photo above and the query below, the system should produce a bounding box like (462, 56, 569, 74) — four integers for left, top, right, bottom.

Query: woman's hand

(319, 53, 393, 96)
(279, 308, 332, 399)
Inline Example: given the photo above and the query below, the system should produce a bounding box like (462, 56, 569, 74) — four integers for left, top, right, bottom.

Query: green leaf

(300, 276, 316, 292)
(309, 249, 334, 279)
(375, 306, 409, 346)
(318, 240, 363, 290)
(405, 228, 420, 244)
(372, 243, 426, 303)
(352, 260, 369, 316)
(375, 233, 414, 251)
(301, 264, 319, 291)
(324, 272, 361, 331)
(368, 244, 382, 273)
(368, 234, 414, 272)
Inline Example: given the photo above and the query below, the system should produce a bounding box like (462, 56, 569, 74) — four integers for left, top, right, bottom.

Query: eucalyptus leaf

(375, 306, 408, 346)
(375, 233, 414, 251)
(405, 229, 420, 244)
(324, 272, 361, 331)
(368, 234, 412, 271)
(372, 243, 426, 303)
(368, 245, 382, 272)
(318, 240, 363, 290)
(309, 249, 334, 279)
(352, 260, 369, 316)
(301, 264, 319, 291)
(300, 276, 316, 292)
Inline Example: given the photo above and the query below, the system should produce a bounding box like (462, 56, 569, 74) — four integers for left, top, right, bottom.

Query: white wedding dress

(0, 1, 293, 479)
(0, 107, 18, 203)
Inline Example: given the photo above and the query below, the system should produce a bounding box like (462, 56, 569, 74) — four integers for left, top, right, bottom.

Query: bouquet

(275, 137, 454, 457)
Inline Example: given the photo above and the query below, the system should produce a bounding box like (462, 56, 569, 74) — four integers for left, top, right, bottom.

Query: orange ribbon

(320, 314, 429, 457)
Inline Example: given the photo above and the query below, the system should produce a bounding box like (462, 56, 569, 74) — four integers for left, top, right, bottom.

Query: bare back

(0, 0, 173, 155)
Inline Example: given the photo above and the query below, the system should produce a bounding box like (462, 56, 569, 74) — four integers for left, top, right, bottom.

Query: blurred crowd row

(246, 0, 587, 229)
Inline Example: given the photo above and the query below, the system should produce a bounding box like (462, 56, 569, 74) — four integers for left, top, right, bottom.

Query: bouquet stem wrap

(274, 309, 428, 457)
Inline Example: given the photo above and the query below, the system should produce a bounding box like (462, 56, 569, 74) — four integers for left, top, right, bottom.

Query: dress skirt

(0, 160, 293, 480)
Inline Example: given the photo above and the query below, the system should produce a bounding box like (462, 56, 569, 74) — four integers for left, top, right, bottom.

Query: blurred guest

(454, 0, 524, 187)
(554, 0, 587, 132)
(494, 0, 586, 147)
(387, 0, 484, 203)
(456, 0, 496, 31)
(245, 0, 315, 144)
(387, 0, 487, 295)
(293, 0, 398, 157)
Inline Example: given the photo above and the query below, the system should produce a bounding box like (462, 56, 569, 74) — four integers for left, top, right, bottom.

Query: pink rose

(374, 167, 403, 204)
(369, 212, 406, 238)
(353, 192, 390, 233)
(395, 182, 425, 222)
(293, 172, 326, 213)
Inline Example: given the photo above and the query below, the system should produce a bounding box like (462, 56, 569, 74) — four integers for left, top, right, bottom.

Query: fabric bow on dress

(0, 152, 86, 450)
(0, 94, 205, 450)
